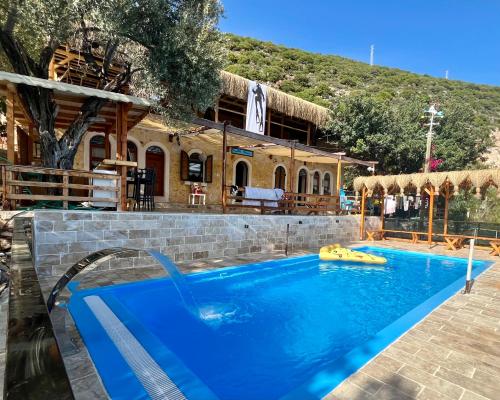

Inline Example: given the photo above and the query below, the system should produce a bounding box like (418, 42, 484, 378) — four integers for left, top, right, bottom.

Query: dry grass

(355, 169, 500, 195)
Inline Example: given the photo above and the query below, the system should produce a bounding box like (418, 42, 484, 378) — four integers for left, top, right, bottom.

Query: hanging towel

(243, 187, 283, 207)
(384, 196, 397, 215)
(403, 195, 409, 211)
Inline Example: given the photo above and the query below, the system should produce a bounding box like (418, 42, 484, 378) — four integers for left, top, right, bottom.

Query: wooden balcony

(0, 165, 121, 211)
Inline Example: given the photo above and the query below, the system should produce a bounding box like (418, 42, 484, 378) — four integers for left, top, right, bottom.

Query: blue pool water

(68, 247, 491, 400)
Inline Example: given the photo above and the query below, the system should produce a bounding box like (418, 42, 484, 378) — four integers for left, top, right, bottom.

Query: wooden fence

(0, 164, 121, 210)
(223, 187, 360, 215)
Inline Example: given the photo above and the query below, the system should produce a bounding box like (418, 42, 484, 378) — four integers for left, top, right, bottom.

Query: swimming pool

(68, 247, 491, 400)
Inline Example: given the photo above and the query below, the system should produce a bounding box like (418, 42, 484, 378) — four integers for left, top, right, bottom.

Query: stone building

(1, 48, 374, 210)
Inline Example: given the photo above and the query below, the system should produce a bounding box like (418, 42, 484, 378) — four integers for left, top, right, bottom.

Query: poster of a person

(246, 81, 267, 134)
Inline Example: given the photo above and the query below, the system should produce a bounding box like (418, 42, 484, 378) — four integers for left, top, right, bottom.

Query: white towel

(243, 187, 283, 207)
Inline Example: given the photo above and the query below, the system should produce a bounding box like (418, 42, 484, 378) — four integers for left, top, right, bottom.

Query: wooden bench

(366, 229, 425, 244)
(444, 235, 500, 256)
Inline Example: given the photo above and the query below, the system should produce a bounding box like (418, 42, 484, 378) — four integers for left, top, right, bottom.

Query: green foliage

(324, 94, 493, 175)
(449, 188, 500, 224)
(224, 34, 500, 129)
(0, 0, 225, 121)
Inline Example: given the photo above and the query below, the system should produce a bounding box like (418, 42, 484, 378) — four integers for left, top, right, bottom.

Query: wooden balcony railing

(0, 164, 121, 210)
(223, 187, 360, 215)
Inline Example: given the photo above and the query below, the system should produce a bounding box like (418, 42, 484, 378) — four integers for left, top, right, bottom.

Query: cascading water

(146, 250, 200, 315)
(147, 250, 238, 324)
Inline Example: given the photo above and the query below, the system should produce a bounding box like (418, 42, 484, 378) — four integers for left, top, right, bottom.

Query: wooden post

(380, 191, 385, 231)
(289, 143, 295, 213)
(27, 125, 34, 165)
(104, 126, 111, 160)
(306, 122, 311, 146)
(49, 58, 57, 80)
(266, 109, 271, 136)
(221, 122, 228, 213)
(443, 182, 450, 236)
(336, 158, 342, 195)
(116, 103, 128, 211)
(360, 187, 367, 240)
(6, 89, 15, 164)
(2, 166, 7, 209)
(62, 171, 69, 209)
(214, 100, 219, 123)
(428, 185, 435, 245)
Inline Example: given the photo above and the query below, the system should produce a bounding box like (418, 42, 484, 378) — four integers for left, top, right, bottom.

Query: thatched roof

(354, 169, 500, 196)
(221, 71, 329, 127)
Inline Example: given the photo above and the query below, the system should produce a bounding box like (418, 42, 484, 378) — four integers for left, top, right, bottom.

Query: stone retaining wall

(33, 211, 381, 279)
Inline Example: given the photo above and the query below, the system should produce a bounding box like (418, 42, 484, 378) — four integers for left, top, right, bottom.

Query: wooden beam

(266, 109, 271, 136)
(380, 191, 385, 231)
(214, 100, 219, 123)
(289, 142, 295, 193)
(6, 89, 15, 164)
(116, 102, 128, 211)
(104, 125, 111, 159)
(444, 182, 450, 236)
(27, 125, 34, 164)
(336, 158, 342, 194)
(49, 58, 57, 80)
(428, 186, 435, 245)
(307, 122, 311, 146)
(192, 118, 373, 167)
(360, 187, 367, 240)
(221, 122, 228, 213)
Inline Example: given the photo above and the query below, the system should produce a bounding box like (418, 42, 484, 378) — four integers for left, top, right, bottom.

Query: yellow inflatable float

(319, 244, 387, 265)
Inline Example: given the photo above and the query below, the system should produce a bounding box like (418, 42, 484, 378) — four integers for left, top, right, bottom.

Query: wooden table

(444, 236, 465, 251)
(489, 240, 500, 256)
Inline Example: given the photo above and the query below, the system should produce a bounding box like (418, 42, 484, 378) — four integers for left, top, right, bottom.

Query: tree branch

(4, 2, 18, 33)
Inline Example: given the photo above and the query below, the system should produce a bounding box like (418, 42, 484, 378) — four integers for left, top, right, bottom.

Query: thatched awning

(353, 169, 500, 196)
(221, 71, 329, 127)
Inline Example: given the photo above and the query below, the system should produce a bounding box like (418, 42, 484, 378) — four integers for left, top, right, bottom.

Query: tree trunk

(58, 97, 108, 170)
(1, 24, 126, 171)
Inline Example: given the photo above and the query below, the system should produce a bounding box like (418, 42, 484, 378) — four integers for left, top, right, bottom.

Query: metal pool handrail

(46, 247, 140, 313)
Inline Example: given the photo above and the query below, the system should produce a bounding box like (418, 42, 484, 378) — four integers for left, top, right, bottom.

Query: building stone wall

(33, 210, 381, 280)
(73, 121, 342, 206)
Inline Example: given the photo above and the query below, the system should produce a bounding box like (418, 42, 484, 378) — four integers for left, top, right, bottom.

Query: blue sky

(220, 0, 500, 86)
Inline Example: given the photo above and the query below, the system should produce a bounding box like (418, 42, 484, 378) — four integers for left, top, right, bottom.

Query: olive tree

(0, 0, 224, 168)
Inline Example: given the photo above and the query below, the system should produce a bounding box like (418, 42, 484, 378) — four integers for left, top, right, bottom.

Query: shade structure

(0, 71, 151, 133)
(189, 118, 374, 167)
(354, 169, 500, 195)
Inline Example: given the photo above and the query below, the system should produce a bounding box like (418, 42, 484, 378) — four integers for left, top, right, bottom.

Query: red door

(146, 146, 165, 196)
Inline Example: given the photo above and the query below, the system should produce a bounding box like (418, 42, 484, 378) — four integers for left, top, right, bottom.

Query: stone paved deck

(326, 241, 500, 400)
(5, 238, 498, 400)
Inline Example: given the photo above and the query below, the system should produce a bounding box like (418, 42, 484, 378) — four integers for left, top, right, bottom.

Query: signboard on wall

(231, 148, 254, 157)
(246, 81, 267, 134)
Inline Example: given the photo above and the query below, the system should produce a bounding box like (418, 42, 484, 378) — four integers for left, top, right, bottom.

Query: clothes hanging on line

(384, 196, 397, 215)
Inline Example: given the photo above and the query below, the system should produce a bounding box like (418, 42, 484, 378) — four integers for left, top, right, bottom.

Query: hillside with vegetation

(224, 34, 500, 129)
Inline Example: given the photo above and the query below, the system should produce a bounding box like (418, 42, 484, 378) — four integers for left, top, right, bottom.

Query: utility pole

(370, 45, 375, 66)
(423, 105, 443, 173)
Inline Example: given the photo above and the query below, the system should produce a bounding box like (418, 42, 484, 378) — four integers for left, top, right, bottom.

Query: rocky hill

(224, 34, 500, 164)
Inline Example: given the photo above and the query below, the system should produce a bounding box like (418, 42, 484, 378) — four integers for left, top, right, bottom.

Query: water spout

(146, 250, 200, 316)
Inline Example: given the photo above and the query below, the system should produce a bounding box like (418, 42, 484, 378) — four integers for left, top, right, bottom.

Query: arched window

(127, 141, 138, 163)
(323, 173, 331, 195)
(312, 171, 321, 194)
(146, 146, 165, 196)
(274, 166, 286, 190)
(235, 160, 249, 187)
(188, 152, 204, 182)
(298, 168, 308, 194)
(89, 135, 105, 169)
